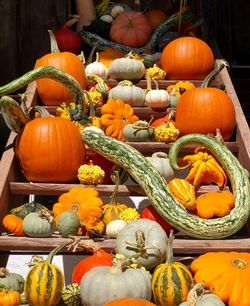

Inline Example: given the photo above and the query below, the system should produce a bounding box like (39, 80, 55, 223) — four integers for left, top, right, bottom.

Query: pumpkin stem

(201, 59, 229, 88)
(46, 241, 72, 264)
(125, 229, 162, 261)
(38, 209, 54, 224)
(110, 168, 124, 205)
(66, 236, 100, 253)
(0, 268, 9, 277)
(166, 230, 174, 265)
(87, 45, 97, 65)
(185, 282, 209, 306)
(48, 30, 61, 53)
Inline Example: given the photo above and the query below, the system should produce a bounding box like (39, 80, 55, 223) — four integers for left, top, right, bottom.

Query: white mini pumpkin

(86, 52, 108, 80)
(145, 78, 169, 111)
(146, 152, 175, 182)
(106, 219, 127, 238)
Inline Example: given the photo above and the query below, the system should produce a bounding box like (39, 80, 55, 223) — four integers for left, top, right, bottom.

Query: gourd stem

(0, 267, 9, 277)
(0, 66, 85, 107)
(46, 241, 71, 264)
(87, 45, 97, 65)
(83, 90, 95, 116)
(110, 170, 120, 205)
(48, 30, 60, 53)
(166, 230, 174, 265)
(201, 59, 229, 88)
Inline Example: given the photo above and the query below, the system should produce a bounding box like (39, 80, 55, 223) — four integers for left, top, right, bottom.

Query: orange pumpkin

(175, 60, 236, 140)
(0, 290, 20, 306)
(2, 214, 25, 236)
(110, 11, 152, 48)
(160, 36, 214, 80)
(98, 48, 125, 68)
(35, 30, 86, 105)
(144, 10, 168, 31)
(190, 251, 250, 306)
(104, 298, 157, 306)
(15, 117, 85, 183)
(100, 99, 139, 141)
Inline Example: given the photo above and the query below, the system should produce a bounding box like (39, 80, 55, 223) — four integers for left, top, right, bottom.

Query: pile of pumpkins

(1, 216, 249, 306)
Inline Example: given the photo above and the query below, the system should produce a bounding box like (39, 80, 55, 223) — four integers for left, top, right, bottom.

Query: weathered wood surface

(0, 235, 250, 254)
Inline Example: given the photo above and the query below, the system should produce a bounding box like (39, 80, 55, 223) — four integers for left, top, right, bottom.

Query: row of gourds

(1, 220, 250, 306)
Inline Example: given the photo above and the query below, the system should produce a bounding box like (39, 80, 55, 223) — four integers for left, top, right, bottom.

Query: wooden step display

(0, 61, 250, 255)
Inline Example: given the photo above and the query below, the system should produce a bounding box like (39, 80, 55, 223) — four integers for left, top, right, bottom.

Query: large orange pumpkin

(175, 60, 236, 140)
(15, 117, 85, 183)
(35, 30, 86, 105)
(160, 36, 214, 80)
(110, 11, 152, 48)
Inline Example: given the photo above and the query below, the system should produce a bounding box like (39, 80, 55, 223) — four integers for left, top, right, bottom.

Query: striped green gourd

(62, 283, 82, 306)
(24, 242, 69, 306)
(81, 130, 250, 239)
(151, 231, 193, 306)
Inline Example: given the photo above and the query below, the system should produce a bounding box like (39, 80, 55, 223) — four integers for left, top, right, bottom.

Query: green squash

(0, 267, 25, 293)
(58, 211, 80, 237)
(62, 283, 82, 306)
(23, 210, 56, 237)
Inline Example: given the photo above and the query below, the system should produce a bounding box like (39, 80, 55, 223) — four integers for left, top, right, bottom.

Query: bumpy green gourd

(81, 130, 250, 239)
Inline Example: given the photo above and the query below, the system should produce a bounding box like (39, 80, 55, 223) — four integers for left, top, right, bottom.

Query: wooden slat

(9, 182, 229, 197)
(0, 235, 250, 254)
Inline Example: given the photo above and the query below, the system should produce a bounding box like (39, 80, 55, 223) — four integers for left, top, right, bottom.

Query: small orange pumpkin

(160, 36, 214, 80)
(196, 191, 235, 219)
(100, 99, 139, 141)
(110, 11, 152, 48)
(0, 290, 20, 306)
(98, 47, 125, 68)
(52, 186, 103, 223)
(167, 178, 196, 211)
(2, 214, 25, 236)
(35, 30, 86, 105)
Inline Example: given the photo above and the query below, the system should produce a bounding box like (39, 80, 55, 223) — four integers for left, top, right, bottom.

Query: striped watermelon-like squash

(24, 242, 68, 306)
(151, 231, 194, 306)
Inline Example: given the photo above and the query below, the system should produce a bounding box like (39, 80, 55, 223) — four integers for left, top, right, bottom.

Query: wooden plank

(9, 182, 230, 197)
(0, 235, 250, 254)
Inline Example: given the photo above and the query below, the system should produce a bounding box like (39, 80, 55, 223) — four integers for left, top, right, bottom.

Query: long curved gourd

(0, 66, 85, 106)
(81, 130, 250, 239)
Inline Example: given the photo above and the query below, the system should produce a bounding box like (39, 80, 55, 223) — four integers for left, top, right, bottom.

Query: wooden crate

(0, 61, 250, 255)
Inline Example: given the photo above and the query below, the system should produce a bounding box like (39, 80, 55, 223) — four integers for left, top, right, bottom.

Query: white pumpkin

(106, 219, 127, 238)
(146, 152, 175, 182)
(86, 52, 108, 80)
(111, 5, 125, 18)
(115, 218, 168, 270)
(108, 54, 146, 80)
(80, 263, 152, 306)
(145, 78, 169, 111)
(108, 81, 146, 106)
